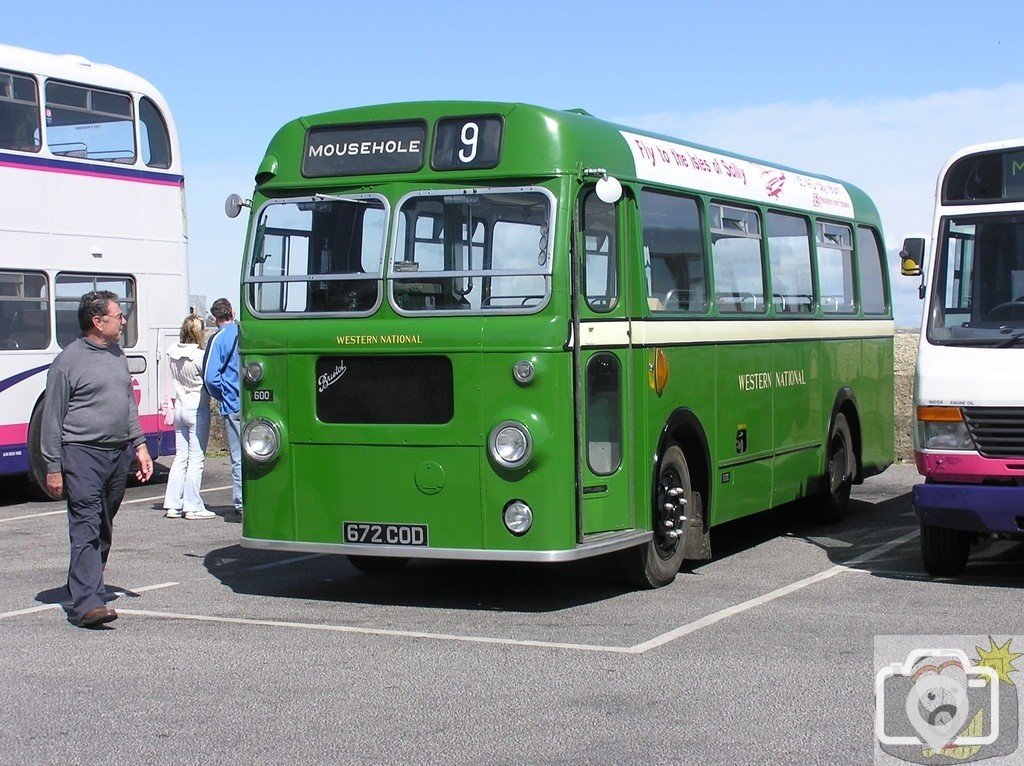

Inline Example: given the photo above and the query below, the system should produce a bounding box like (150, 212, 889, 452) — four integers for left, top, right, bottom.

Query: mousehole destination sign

(303, 120, 427, 177)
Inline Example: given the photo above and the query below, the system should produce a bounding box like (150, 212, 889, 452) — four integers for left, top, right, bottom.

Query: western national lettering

(738, 369, 806, 391)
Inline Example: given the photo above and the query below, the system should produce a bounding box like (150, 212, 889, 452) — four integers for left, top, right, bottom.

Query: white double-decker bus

(0, 43, 187, 493)
(903, 138, 1024, 575)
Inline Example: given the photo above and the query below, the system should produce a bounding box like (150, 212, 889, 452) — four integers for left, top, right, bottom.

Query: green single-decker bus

(232, 101, 894, 588)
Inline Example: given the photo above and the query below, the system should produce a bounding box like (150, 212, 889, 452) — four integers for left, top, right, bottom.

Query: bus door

(576, 187, 633, 535)
(150, 327, 179, 456)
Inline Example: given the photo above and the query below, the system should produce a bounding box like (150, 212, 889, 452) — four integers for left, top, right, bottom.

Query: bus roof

(0, 43, 166, 100)
(257, 100, 881, 225)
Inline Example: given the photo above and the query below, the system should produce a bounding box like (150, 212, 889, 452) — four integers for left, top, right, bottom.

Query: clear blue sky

(7, 1, 1024, 326)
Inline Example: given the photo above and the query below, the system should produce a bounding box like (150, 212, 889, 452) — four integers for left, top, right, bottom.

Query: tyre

(921, 523, 971, 577)
(817, 413, 853, 524)
(346, 555, 410, 575)
(622, 444, 693, 589)
(26, 402, 51, 500)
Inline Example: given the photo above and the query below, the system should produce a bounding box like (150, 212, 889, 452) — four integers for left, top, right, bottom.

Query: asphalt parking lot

(1, 459, 1021, 766)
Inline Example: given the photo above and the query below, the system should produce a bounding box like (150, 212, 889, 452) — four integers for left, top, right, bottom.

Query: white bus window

(816, 222, 856, 313)
(0, 70, 40, 152)
(55, 274, 137, 347)
(45, 81, 135, 164)
(711, 203, 764, 314)
(139, 97, 171, 169)
(581, 188, 618, 313)
(640, 191, 706, 313)
(767, 212, 813, 314)
(857, 226, 888, 315)
(0, 270, 49, 350)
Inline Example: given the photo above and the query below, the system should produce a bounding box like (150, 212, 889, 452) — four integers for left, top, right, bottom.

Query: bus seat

(9, 308, 49, 349)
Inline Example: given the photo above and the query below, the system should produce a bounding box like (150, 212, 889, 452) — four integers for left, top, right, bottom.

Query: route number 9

(432, 115, 501, 170)
(458, 122, 479, 163)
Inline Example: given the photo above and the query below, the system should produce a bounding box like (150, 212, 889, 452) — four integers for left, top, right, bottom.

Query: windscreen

(928, 213, 1024, 345)
(246, 196, 386, 314)
(389, 189, 552, 313)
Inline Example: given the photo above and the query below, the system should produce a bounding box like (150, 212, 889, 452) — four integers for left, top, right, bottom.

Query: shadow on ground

(201, 484, 1023, 609)
(202, 544, 636, 612)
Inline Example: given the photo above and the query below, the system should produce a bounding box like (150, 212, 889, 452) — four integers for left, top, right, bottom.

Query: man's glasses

(99, 312, 125, 323)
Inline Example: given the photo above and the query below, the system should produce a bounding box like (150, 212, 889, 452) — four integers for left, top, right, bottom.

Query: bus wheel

(623, 445, 691, 589)
(26, 403, 50, 500)
(818, 413, 853, 524)
(346, 555, 409, 575)
(921, 523, 971, 577)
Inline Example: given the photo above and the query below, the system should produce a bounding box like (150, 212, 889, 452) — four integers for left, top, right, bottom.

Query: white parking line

(107, 529, 923, 654)
(0, 484, 233, 523)
(115, 609, 639, 653)
(631, 530, 920, 653)
(0, 581, 179, 619)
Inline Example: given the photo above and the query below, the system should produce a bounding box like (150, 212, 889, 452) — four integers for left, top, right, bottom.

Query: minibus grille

(315, 355, 453, 424)
(963, 407, 1024, 457)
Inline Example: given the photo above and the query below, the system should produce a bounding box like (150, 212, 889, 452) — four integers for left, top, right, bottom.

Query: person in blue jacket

(202, 297, 241, 515)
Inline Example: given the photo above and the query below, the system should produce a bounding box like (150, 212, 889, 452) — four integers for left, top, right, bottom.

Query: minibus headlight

(489, 421, 532, 468)
(243, 361, 265, 385)
(916, 406, 974, 451)
(919, 421, 975, 451)
(503, 500, 533, 536)
(243, 419, 280, 462)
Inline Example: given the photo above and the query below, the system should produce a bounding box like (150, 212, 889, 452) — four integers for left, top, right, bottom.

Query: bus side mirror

(899, 237, 925, 277)
(225, 193, 251, 219)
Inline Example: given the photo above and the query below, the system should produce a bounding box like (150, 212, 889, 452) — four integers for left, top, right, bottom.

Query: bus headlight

(489, 420, 533, 468)
(503, 500, 533, 536)
(916, 406, 974, 451)
(919, 421, 974, 450)
(243, 418, 280, 462)
(243, 361, 265, 385)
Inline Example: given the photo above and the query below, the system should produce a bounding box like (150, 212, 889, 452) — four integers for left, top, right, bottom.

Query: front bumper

(913, 482, 1024, 536)
(241, 529, 652, 563)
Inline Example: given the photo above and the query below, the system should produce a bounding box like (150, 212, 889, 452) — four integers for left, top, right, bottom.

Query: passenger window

(640, 190, 707, 313)
(45, 81, 135, 164)
(139, 97, 171, 168)
(586, 353, 622, 475)
(0, 70, 40, 152)
(857, 226, 888, 315)
(0, 270, 49, 350)
(55, 273, 137, 347)
(711, 204, 765, 313)
(766, 212, 814, 314)
(816, 222, 856, 313)
(581, 188, 618, 313)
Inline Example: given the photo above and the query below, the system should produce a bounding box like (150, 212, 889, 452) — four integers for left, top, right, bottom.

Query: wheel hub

(655, 467, 688, 558)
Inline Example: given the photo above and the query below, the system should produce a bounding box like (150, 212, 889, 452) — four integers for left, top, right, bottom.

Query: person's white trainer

(163, 508, 183, 518)
(184, 509, 216, 520)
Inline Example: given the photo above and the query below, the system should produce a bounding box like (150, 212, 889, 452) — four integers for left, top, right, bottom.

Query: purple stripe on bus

(0, 364, 49, 395)
(0, 151, 183, 186)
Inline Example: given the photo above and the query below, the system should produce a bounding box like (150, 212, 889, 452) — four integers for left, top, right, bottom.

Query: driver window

(581, 188, 618, 313)
(639, 189, 707, 313)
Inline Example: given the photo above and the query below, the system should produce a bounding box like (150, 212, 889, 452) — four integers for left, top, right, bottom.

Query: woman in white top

(162, 314, 214, 519)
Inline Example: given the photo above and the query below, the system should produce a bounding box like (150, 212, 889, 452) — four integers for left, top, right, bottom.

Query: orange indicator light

(916, 406, 963, 423)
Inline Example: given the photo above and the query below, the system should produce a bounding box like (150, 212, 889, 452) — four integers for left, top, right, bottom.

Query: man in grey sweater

(42, 291, 154, 628)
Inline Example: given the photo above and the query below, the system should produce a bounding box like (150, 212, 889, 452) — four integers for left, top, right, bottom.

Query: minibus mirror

(595, 175, 623, 204)
(899, 237, 925, 277)
(225, 193, 251, 219)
